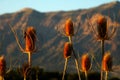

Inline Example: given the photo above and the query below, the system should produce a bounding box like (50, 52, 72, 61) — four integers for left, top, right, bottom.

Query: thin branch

(8, 24, 24, 52)
(62, 58, 68, 80)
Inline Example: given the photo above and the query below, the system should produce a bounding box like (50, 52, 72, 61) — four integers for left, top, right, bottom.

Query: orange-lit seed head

(81, 54, 91, 72)
(24, 27, 36, 52)
(102, 52, 112, 71)
(65, 18, 74, 36)
(0, 55, 6, 76)
(97, 16, 107, 40)
(63, 42, 72, 58)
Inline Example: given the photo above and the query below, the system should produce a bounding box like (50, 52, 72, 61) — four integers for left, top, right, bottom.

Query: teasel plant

(62, 42, 72, 80)
(0, 55, 6, 80)
(62, 18, 81, 80)
(88, 14, 116, 80)
(24, 27, 37, 67)
(102, 52, 112, 80)
(81, 53, 91, 80)
(9, 24, 37, 67)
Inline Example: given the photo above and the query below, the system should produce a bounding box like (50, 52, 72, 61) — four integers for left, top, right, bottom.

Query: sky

(0, 0, 119, 15)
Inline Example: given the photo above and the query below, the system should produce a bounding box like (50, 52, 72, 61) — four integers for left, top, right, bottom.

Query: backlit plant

(24, 27, 37, 67)
(102, 52, 112, 80)
(62, 18, 81, 80)
(89, 14, 116, 80)
(9, 25, 37, 67)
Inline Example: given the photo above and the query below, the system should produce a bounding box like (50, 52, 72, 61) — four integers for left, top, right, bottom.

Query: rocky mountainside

(0, 1, 120, 74)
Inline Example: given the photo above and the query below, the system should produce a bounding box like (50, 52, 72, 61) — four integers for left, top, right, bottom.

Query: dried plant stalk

(105, 71, 108, 80)
(74, 58, 81, 80)
(65, 18, 74, 36)
(9, 25, 37, 68)
(90, 14, 116, 80)
(24, 27, 37, 67)
(102, 52, 112, 80)
(0, 55, 6, 80)
(62, 42, 71, 80)
(9, 24, 24, 52)
(62, 58, 68, 80)
(63, 18, 81, 80)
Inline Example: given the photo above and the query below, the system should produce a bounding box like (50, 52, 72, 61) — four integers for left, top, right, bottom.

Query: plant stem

(105, 71, 108, 80)
(101, 40, 104, 59)
(68, 36, 72, 43)
(101, 70, 103, 80)
(72, 45, 81, 80)
(68, 35, 81, 80)
(62, 58, 68, 80)
(28, 52, 32, 67)
(24, 76, 26, 80)
(85, 71, 88, 80)
(101, 40, 104, 80)
(75, 59, 81, 80)
(68, 36, 77, 60)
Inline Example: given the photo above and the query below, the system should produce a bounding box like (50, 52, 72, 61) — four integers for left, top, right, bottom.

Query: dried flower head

(81, 54, 91, 72)
(63, 42, 72, 58)
(102, 52, 112, 71)
(0, 55, 6, 76)
(24, 27, 36, 52)
(97, 16, 107, 40)
(65, 18, 74, 36)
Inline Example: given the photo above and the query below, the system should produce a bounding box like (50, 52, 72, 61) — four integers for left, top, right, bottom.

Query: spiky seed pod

(24, 27, 36, 52)
(97, 16, 107, 40)
(81, 54, 91, 72)
(0, 55, 6, 77)
(63, 42, 72, 58)
(102, 52, 112, 71)
(65, 18, 74, 36)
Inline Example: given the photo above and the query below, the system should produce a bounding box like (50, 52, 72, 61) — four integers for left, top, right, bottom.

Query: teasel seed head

(65, 18, 74, 36)
(81, 54, 91, 72)
(102, 52, 112, 71)
(24, 27, 36, 52)
(63, 42, 72, 58)
(0, 55, 6, 77)
(97, 16, 107, 40)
